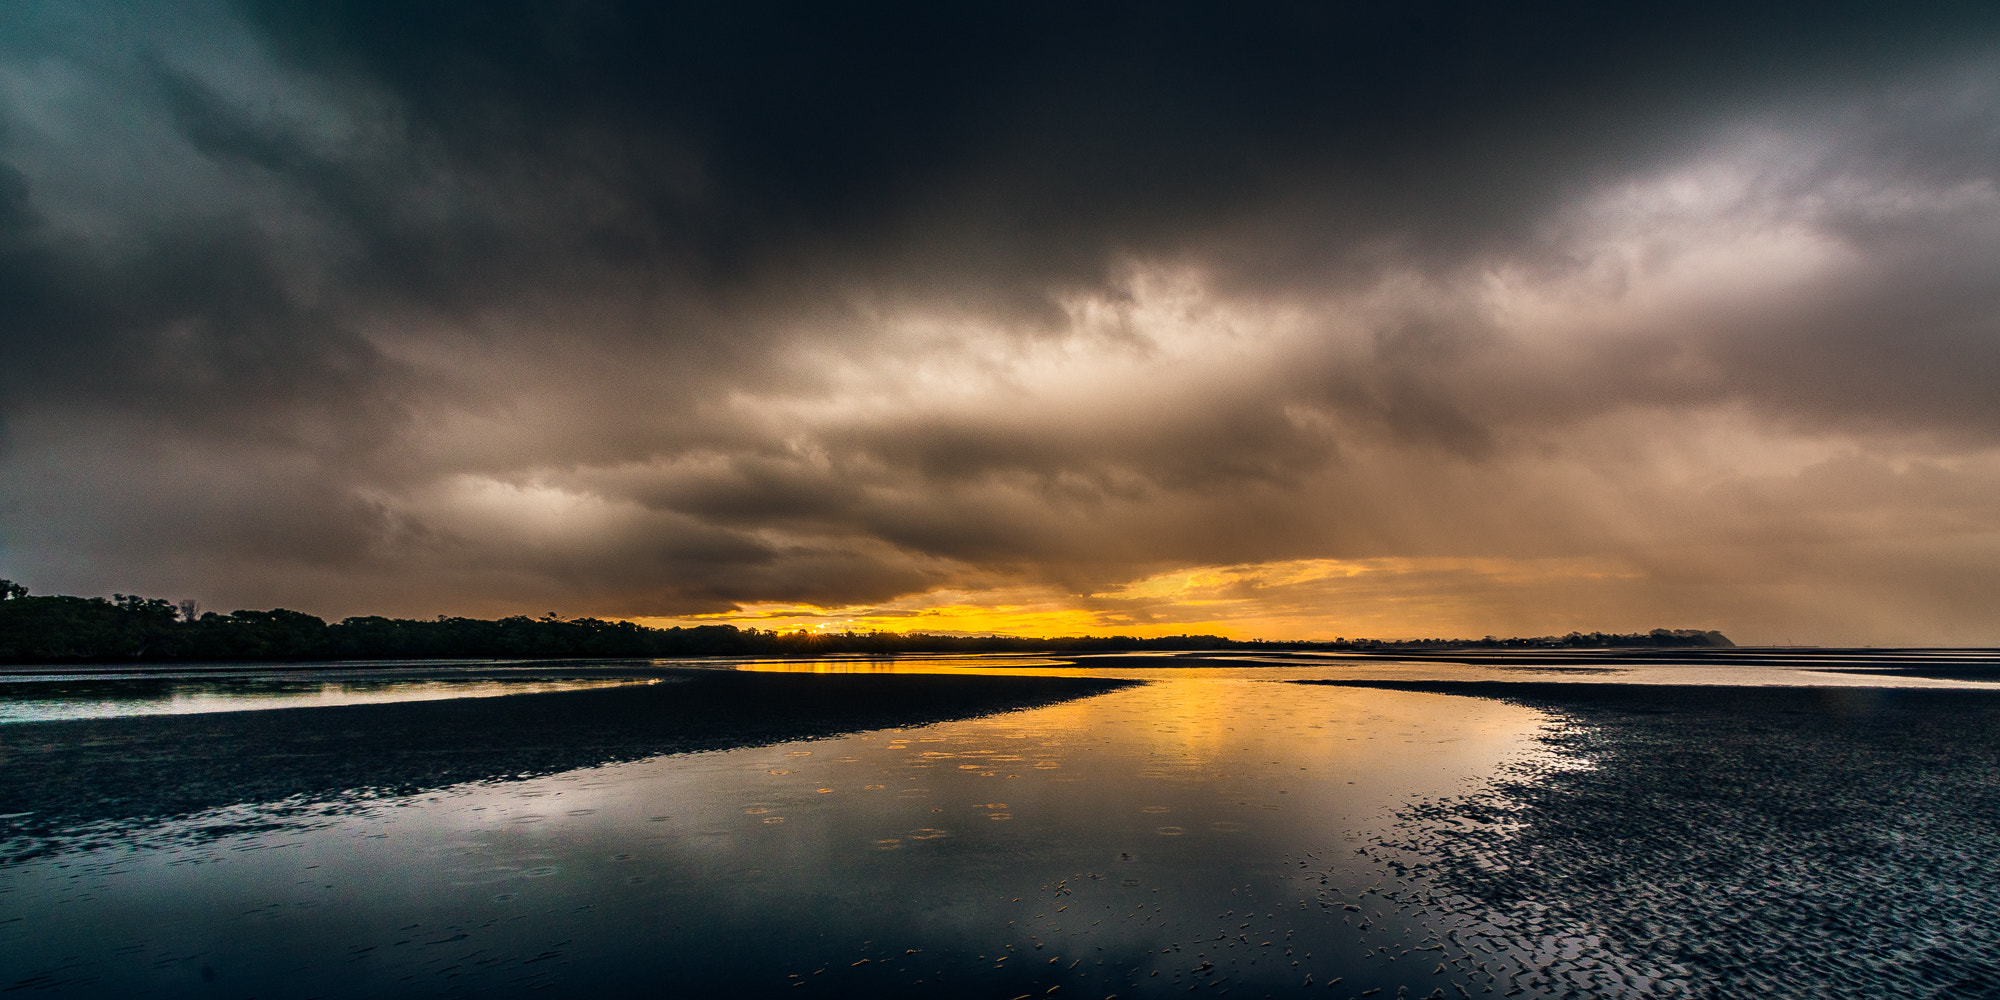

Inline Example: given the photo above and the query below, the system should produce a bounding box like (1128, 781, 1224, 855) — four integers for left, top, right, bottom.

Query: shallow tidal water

(1, 663, 1553, 998)
(0, 661, 674, 724)
(2, 652, 1997, 998)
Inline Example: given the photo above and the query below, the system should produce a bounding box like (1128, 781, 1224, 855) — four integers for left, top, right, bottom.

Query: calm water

(1, 653, 1992, 997)
(1, 650, 1987, 726)
(0, 661, 674, 724)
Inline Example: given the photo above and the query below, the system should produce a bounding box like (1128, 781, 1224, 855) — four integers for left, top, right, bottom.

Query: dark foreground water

(1, 652, 1997, 998)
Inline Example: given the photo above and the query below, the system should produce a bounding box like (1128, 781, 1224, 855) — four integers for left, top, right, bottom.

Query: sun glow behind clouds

(8, 4, 2000, 647)
(637, 555, 1650, 640)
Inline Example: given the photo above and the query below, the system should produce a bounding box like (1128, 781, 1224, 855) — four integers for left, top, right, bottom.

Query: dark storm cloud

(3, 0, 2000, 641)
(233, 1, 1999, 289)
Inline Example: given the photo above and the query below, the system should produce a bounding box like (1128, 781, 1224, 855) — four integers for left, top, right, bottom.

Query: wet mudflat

(1304, 680, 2000, 998)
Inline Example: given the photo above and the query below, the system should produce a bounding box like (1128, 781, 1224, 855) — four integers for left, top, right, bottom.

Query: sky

(3, 1, 1999, 645)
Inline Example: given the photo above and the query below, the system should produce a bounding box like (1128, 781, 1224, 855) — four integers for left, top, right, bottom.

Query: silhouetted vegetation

(0, 579, 1731, 664)
(1332, 628, 1735, 651)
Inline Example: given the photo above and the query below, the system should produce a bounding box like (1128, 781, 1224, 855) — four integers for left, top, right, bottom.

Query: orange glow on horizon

(626, 555, 1651, 641)
(632, 601, 1243, 641)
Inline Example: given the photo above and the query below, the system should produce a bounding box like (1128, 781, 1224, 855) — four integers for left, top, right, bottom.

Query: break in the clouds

(3, 1, 1999, 645)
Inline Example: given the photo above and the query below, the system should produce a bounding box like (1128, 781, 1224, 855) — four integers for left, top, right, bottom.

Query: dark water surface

(2, 653, 1996, 997)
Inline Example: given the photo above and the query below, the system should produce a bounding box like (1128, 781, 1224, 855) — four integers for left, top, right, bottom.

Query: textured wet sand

(0, 670, 1135, 863)
(1300, 680, 2000, 998)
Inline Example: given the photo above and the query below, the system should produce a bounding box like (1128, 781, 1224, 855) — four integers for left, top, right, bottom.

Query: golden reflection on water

(668, 664, 1558, 868)
(732, 655, 1560, 791)
(0, 660, 1561, 997)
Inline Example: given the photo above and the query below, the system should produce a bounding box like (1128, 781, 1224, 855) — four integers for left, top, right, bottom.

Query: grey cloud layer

(3, 1, 1999, 642)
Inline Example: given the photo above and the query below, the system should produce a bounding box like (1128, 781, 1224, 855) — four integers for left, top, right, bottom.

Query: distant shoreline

(0, 578, 1735, 665)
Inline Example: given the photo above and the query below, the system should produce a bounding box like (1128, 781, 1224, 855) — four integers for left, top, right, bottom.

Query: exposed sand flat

(1301, 680, 2000, 998)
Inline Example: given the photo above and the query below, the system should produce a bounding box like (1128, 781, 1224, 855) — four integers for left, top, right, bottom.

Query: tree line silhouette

(0, 580, 1730, 664)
